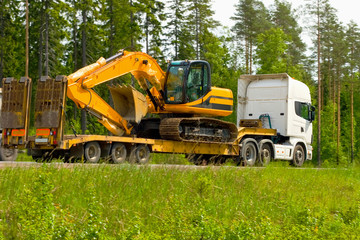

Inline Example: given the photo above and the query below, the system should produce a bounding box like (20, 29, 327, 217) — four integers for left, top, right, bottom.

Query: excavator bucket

(108, 85, 148, 123)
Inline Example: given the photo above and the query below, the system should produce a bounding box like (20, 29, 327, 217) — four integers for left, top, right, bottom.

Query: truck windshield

(166, 66, 185, 103)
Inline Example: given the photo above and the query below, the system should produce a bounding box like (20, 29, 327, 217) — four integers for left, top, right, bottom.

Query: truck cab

(238, 73, 315, 166)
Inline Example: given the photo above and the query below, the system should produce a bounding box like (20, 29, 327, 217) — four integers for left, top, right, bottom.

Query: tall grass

(0, 164, 360, 239)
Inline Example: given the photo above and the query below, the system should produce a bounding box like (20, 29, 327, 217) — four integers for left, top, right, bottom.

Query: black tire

(0, 146, 18, 161)
(129, 145, 150, 164)
(84, 142, 101, 163)
(242, 141, 258, 166)
(259, 143, 272, 166)
(111, 143, 127, 164)
(292, 144, 305, 167)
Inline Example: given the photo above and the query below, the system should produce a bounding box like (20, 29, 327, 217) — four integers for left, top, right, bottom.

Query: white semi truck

(237, 73, 315, 166)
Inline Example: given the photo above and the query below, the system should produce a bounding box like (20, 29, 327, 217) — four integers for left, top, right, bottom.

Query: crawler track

(159, 117, 238, 143)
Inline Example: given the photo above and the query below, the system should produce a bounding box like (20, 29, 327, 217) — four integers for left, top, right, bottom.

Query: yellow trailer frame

(28, 125, 276, 158)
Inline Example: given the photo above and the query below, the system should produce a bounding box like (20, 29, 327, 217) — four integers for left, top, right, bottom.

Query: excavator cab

(165, 61, 211, 104)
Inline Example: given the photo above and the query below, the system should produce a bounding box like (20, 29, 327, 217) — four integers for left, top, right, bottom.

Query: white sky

(213, 0, 360, 29)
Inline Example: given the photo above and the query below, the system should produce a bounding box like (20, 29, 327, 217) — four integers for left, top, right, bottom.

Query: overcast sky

(213, 0, 360, 29)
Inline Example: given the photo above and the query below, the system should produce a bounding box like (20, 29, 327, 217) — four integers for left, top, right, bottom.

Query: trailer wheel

(292, 144, 305, 167)
(111, 143, 127, 164)
(129, 144, 150, 164)
(242, 141, 257, 166)
(84, 142, 101, 163)
(259, 143, 272, 166)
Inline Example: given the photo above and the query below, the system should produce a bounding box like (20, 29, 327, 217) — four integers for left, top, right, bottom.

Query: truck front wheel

(292, 144, 305, 167)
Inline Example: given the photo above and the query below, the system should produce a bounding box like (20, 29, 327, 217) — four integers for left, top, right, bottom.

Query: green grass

(0, 164, 360, 239)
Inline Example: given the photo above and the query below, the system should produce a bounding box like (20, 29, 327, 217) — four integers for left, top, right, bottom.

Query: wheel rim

(86, 143, 100, 162)
(295, 149, 304, 165)
(89, 146, 96, 159)
(135, 145, 150, 164)
(138, 147, 147, 162)
(4, 148, 15, 157)
(113, 144, 126, 162)
(262, 148, 271, 164)
(244, 143, 256, 164)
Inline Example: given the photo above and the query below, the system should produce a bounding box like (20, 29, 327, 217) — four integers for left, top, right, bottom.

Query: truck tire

(0, 146, 18, 161)
(259, 143, 272, 166)
(242, 141, 257, 166)
(129, 144, 150, 164)
(111, 143, 127, 164)
(292, 144, 305, 167)
(84, 142, 101, 163)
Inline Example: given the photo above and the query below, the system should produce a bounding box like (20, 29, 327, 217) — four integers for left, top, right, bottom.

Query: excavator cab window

(165, 61, 211, 104)
(165, 65, 186, 103)
(186, 62, 210, 102)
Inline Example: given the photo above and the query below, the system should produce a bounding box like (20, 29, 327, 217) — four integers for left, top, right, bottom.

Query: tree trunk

(38, 1, 44, 79)
(175, 3, 178, 60)
(336, 73, 340, 165)
(245, 38, 249, 74)
(332, 70, 336, 141)
(316, 0, 321, 167)
(195, 4, 199, 59)
(130, 0, 135, 86)
(25, 0, 29, 77)
(351, 81, 354, 163)
(0, 0, 4, 82)
(249, 39, 253, 74)
(81, 3, 87, 134)
(72, 0, 78, 120)
(109, 0, 114, 56)
(44, 0, 49, 76)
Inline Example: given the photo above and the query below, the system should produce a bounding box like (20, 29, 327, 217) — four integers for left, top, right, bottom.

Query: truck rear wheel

(292, 144, 305, 167)
(259, 143, 272, 166)
(111, 143, 127, 164)
(129, 144, 150, 164)
(84, 142, 101, 163)
(242, 141, 258, 166)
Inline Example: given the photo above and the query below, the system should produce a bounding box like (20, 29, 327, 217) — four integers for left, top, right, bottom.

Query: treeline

(1, 0, 360, 166)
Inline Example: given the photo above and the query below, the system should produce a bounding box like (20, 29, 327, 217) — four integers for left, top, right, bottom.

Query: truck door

(294, 101, 312, 143)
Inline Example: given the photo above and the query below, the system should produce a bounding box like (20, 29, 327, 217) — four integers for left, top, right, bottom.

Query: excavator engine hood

(108, 85, 148, 123)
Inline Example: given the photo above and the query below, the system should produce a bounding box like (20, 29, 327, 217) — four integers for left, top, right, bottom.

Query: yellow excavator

(67, 50, 237, 142)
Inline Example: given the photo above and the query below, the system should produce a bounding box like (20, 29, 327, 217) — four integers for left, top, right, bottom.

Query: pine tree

(165, 0, 186, 60)
(231, 0, 270, 74)
(186, 0, 219, 59)
(270, 0, 306, 66)
(0, 0, 25, 81)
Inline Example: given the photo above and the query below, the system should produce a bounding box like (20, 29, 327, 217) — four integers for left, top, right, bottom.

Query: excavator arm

(67, 50, 166, 136)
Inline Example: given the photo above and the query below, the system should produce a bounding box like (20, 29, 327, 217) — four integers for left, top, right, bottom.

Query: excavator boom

(66, 50, 166, 136)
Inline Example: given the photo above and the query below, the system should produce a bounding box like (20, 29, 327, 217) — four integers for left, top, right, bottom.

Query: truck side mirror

(309, 106, 315, 122)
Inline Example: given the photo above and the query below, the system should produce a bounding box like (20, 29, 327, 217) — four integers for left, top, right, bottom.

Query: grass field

(0, 163, 359, 239)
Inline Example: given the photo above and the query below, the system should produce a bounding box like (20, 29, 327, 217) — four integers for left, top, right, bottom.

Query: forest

(1, 0, 359, 167)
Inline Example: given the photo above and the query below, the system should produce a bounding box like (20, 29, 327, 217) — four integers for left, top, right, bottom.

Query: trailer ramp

(1, 77, 32, 148)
